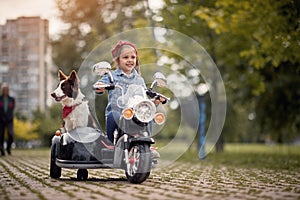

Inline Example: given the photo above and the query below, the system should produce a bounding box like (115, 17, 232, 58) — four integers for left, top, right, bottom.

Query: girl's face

(117, 46, 137, 75)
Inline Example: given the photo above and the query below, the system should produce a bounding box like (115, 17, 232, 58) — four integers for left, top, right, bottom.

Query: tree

(52, 0, 151, 72)
(195, 0, 300, 142)
(32, 105, 62, 146)
(14, 118, 39, 142)
(158, 0, 231, 152)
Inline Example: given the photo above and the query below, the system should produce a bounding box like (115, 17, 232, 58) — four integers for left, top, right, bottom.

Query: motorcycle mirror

(92, 61, 112, 76)
(151, 72, 167, 88)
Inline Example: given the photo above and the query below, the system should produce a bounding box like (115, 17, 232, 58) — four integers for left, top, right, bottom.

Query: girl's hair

(111, 40, 140, 75)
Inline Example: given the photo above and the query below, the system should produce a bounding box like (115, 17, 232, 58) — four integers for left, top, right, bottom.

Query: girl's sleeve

(98, 74, 110, 84)
(94, 74, 110, 95)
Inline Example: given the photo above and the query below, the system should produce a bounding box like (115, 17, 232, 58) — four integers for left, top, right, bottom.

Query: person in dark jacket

(0, 84, 15, 156)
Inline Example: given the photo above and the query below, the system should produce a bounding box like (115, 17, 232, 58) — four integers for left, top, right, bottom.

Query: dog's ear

(69, 70, 79, 98)
(69, 70, 80, 88)
(58, 70, 67, 81)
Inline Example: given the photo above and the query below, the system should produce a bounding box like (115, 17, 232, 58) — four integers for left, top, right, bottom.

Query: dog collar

(62, 103, 82, 119)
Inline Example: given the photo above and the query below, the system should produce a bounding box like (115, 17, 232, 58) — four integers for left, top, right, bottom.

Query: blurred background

(0, 0, 299, 153)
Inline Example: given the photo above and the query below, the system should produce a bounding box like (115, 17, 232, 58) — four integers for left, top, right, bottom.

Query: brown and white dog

(51, 70, 92, 132)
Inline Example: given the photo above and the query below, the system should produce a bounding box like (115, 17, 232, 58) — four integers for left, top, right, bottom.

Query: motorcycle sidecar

(50, 127, 118, 181)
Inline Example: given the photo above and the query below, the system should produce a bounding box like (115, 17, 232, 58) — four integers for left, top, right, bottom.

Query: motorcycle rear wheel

(125, 143, 151, 184)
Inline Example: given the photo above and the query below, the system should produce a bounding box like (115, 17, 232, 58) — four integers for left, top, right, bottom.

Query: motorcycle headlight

(122, 108, 134, 120)
(134, 100, 156, 123)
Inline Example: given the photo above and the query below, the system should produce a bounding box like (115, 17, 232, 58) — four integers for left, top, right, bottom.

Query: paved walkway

(0, 149, 299, 200)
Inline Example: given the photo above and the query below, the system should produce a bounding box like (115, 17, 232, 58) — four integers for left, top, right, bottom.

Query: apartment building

(0, 16, 54, 119)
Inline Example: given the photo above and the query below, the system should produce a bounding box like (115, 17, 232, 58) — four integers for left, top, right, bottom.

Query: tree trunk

(215, 136, 224, 153)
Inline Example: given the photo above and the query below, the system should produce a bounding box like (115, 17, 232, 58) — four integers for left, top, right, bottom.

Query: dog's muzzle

(51, 92, 67, 102)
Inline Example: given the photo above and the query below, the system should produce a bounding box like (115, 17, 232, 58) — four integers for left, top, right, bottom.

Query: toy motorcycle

(50, 61, 169, 184)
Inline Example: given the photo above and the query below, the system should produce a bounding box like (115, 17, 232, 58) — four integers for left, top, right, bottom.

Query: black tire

(125, 143, 151, 184)
(77, 169, 88, 181)
(50, 143, 61, 179)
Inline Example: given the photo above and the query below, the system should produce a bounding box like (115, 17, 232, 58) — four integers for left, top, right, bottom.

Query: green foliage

(52, 0, 151, 72)
(195, 0, 300, 69)
(14, 118, 39, 141)
(194, 0, 300, 142)
(13, 106, 61, 146)
(32, 105, 62, 146)
(51, 35, 83, 70)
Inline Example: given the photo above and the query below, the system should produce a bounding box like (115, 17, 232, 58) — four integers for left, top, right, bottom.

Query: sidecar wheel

(125, 143, 151, 184)
(50, 143, 61, 179)
(77, 169, 88, 181)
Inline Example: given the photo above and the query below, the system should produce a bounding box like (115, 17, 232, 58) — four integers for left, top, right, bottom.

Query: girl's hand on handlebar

(94, 82, 107, 93)
(153, 96, 167, 105)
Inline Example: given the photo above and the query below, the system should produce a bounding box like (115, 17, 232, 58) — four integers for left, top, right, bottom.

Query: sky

(0, 0, 64, 38)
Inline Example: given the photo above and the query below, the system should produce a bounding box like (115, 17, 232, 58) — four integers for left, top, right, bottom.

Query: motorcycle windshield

(117, 84, 146, 108)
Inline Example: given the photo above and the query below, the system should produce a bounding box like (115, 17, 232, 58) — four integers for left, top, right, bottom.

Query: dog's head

(51, 70, 80, 103)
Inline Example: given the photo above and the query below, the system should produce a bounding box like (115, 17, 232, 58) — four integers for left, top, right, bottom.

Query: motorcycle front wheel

(125, 143, 151, 184)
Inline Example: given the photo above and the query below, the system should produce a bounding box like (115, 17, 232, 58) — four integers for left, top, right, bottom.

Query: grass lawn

(179, 143, 300, 170)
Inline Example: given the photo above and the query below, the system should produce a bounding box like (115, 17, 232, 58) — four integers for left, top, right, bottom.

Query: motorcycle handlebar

(93, 83, 169, 103)
(146, 89, 169, 104)
(93, 83, 115, 91)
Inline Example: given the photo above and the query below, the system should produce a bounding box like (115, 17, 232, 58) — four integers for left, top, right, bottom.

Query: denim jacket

(98, 68, 146, 116)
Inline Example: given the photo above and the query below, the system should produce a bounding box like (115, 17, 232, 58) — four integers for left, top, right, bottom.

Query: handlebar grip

(93, 83, 115, 91)
(160, 97, 167, 104)
(147, 89, 169, 104)
(105, 84, 115, 90)
(155, 95, 167, 104)
(146, 90, 156, 98)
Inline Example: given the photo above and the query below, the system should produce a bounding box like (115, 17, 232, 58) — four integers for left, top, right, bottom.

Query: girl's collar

(116, 68, 137, 77)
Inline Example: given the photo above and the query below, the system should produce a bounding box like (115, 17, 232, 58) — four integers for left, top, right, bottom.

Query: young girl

(95, 40, 146, 142)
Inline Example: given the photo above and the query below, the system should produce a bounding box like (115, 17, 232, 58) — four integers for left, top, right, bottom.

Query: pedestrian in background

(0, 83, 15, 156)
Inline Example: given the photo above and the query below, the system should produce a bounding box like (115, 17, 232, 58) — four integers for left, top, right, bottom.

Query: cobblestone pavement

(0, 149, 299, 200)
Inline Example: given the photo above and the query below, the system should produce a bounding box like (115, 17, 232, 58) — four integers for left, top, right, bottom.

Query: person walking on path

(0, 83, 15, 156)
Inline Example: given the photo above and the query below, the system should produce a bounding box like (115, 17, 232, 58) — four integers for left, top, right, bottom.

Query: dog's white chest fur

(63, 101, 89, 132)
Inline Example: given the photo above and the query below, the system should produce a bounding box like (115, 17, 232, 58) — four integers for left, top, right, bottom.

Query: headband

(111, 40, 138, 59)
